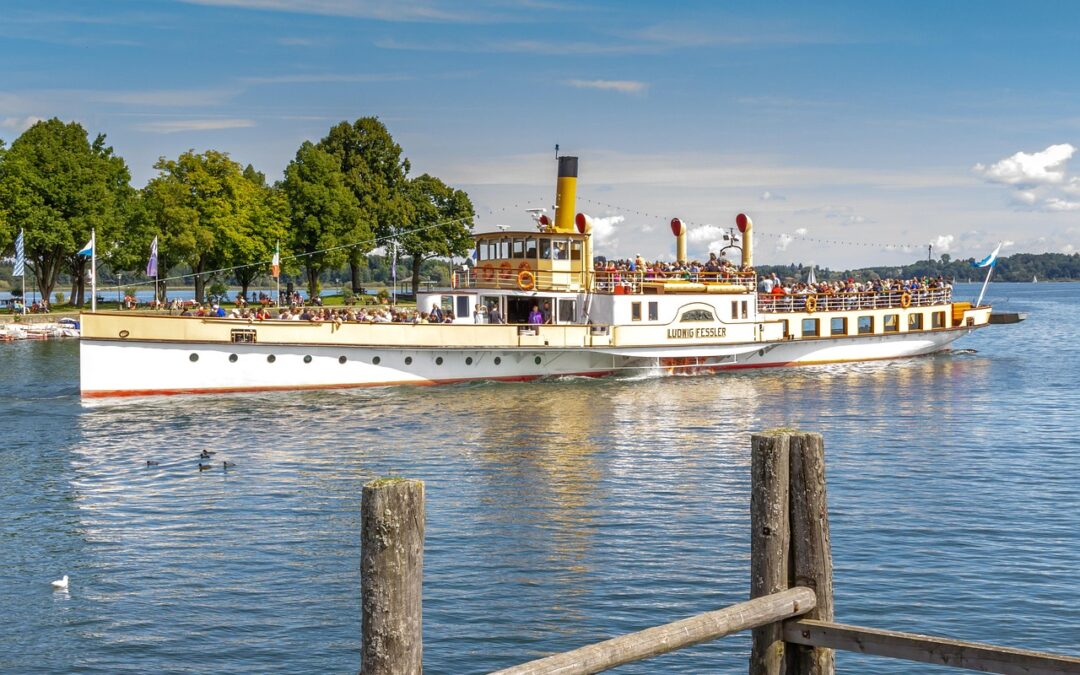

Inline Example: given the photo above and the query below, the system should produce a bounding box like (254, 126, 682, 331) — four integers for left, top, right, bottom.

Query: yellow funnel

(554, 156, 578, 233)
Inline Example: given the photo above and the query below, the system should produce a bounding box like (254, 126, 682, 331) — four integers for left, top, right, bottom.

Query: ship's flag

(973, 243, 1002, 268)
(271, 242, 280, 278)
(77, 234, 94, 258)
(13, 229, 25, 277)
(146, 236, 158, 277)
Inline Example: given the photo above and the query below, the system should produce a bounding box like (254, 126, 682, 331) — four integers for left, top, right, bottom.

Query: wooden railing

(358, 433, 1080, 675)
(757, 287, 952, 313)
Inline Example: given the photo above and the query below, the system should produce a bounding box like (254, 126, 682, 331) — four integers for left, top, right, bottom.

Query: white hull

(80, 327, 974, 398)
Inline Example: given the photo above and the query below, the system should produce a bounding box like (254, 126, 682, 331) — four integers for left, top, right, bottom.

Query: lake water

(1, 282, 1077, 673)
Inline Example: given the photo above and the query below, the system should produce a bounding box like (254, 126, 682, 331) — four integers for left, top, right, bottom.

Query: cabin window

(857, 316, 874, 334)
(802, 318, 820, 337)
(486, 242, 497, 260)
(475, 246, 484, 261)
(553, 240, 569, 260)
(498, 239, 510, 259)
(741, 301, 748, 319)
(558, 299, 576, 323)
(631, 302, 642, 321)
(231, 329, 257, 343)
(680, 309, 714, 322)
(883, 314, 899, 332)
(512, 239, 525, 259)
(570, 240, 582, 261)
(909, 313, 924, 331)
(731, 301, 738, 320)
(932, 311, 946, 328)
(648, 302, 658, 321)
(456, 296, 470, 319)
(539, 238, 551, 260)
(830, 317, 847, 336)
(525, 238, 537, 260)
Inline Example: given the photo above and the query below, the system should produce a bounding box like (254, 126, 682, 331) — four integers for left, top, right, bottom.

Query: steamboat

(80, 156, 991, 398)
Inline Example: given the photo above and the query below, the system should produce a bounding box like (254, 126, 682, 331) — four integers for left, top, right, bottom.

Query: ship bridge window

(512, 238, 525, 258)
(539, 238, 551, 260)
(553, 240, 569, 260)
(476, 245, 485, 261)
(499, 239, 510, 258)
(570, 240, 582, 261)
(680, 309, 714, 322)
(525, 238, 537, 259)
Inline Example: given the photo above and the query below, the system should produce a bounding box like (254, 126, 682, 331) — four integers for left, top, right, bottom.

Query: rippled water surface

(2, 283, 1077, 673)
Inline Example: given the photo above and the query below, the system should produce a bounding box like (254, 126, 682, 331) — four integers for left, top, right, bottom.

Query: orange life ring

(517, 269, 536, 291)
(518, 260, 532, 272)
(478, 263, 494, 281)
(805, 294, 818, 313)
(900, 291, 912, 308)
(498, 261, 512, 282)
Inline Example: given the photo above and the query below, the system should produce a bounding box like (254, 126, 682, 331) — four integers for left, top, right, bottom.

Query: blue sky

(2, 0, 1079, 268)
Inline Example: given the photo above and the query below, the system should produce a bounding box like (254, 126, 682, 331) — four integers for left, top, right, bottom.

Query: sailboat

(807, 266, 817, 285)
(1032, 275, 1038, 283)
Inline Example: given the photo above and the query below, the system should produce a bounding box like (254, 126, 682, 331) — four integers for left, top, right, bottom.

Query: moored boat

(80, 156, 993, 398)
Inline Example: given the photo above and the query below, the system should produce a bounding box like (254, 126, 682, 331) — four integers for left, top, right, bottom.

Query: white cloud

(974, 144, 1075, 186)
(564, 79, 648, 95)
(760, 190, 786, 201)
(687, 224, 723, 243)
(1045, 197, 1080, 211)
(0, 116, 43, 132)
(794, 227, 808, 236)
(136, 119, 256, 134)
(932, 234, 955, 252)
(589, 214, 624, 245)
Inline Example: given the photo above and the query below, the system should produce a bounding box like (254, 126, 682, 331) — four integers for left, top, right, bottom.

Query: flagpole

(90, 228, 97, 313)
(275, 240, 281, 308)
(391, 242, 397, 307)
(19, 229, 26, 315)
(975, 264, 993, 308)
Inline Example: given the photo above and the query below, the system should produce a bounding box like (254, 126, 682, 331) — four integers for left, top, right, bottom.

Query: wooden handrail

(488, 586, 816, 675)
(784, 619, 1080, 675)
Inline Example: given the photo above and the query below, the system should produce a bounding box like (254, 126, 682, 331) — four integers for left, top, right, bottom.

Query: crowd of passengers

(595, 252, 752, 282)
(177, 303, 466, 324)
(757, 273, 952, 297)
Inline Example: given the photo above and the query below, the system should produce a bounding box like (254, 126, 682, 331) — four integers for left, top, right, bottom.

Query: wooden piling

(788, 433, 834, 675)
(361, 478, 424, 675)
(750, 432, 792, 675)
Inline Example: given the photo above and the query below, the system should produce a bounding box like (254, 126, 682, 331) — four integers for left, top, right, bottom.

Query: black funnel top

(558, 156, 578, 178)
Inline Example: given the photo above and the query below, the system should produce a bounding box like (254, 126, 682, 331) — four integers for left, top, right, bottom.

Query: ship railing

(756, 287, 952, 313)
(593, 270, 756, 295)
(453, 267, 581, 291)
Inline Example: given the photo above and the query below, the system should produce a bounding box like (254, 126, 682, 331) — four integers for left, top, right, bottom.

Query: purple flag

(146, 236, 158, 277)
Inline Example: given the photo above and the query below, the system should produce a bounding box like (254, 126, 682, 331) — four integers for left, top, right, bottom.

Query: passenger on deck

(488, 304, 505, 324)
(528, 304, 543, 325)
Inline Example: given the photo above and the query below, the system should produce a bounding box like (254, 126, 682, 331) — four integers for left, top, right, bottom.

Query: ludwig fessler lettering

(667, 326, 727, 339)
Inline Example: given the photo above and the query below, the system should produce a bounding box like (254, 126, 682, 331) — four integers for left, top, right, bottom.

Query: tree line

(0, 117, 474, 305)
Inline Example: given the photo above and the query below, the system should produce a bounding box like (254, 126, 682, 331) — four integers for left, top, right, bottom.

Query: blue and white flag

(146, 236, 158, 277)
(77, 235, 94, 258)
(471, 247, 479, 263)
(13, 229, 25, 277)
(972, 243, 1002, 268)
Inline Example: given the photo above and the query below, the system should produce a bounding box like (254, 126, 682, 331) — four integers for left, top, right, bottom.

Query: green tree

(0, 139, 10, 256)
(0, 119, 134, 305)
(142, 150, 267, 303)
(399, 174, 474, 295)
(282, 142, 361, 298)
(224, 173, 288, 301)
(317, 118, 409, 292)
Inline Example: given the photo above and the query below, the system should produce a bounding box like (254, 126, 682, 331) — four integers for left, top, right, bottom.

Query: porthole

(267, 354, 276, 363)
(189, 353, 199, 362)
(465, 357, 473, 365)
(534, 356, 542, 365)
(229, 354, 238, 363)
(372, 356, 381, 365)
(338, 356, 347, 364)
(494, 357, 501, 365)
(405, 356, 413, 365)
(118, 329, 129, 338)
(303, 355, 312, 364)
(759, 349, 765, 357)
(435, 356, 443, 365)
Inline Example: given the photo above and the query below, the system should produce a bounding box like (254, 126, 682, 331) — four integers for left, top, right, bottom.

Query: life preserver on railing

(479, 263, 494, 281)
(900, 291, 912, 308)
(517, 269, 536, 291)
(805, 294, 818, 313)
(498, 261, 512, 281)
(518, 260, 532, 272)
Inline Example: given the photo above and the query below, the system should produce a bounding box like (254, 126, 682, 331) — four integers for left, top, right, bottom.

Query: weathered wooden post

(750, 431, 792, 675)
(361, 478, 425, 675)
(788, 433, 834, 675)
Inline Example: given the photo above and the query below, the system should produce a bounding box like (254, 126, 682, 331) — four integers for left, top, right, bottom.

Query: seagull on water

(51, 575, 69, 590)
